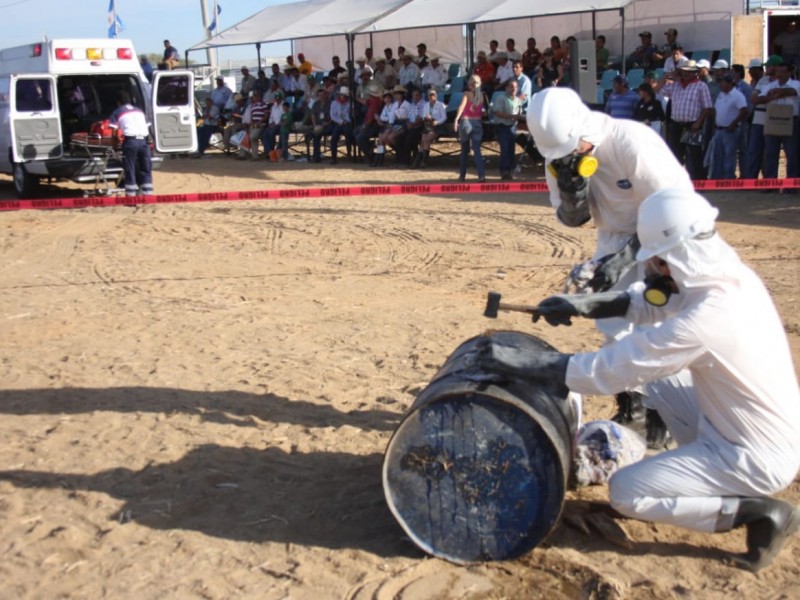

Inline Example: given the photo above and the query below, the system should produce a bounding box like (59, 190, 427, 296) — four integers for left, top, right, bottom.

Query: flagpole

(200, 0, 215, 69)
(213, 0, 219, 71)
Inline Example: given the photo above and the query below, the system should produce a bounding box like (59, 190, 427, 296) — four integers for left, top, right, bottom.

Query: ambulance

(0, 38, 197, 198)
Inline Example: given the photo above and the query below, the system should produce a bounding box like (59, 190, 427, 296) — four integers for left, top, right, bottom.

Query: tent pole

(591, 11, 596, 40)
(466, 23, 476, 74)
(620, 7, 626, 75)
(256, 42, 262, 72)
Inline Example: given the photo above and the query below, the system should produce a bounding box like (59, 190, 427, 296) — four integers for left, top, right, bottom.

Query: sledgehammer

(484, 291, 540, 320)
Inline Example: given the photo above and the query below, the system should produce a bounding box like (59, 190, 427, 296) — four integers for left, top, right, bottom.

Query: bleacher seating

(447, 63, 461, 79)
(687, 49, 712, 63)
(626, 68, 644, 89)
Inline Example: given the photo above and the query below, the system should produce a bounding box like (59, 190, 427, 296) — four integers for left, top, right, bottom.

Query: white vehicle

(0, 38, 197, 198)
(734, 3, 800, 67)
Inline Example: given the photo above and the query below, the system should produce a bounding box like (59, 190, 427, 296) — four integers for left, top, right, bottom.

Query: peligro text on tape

(0, 178, 794, 212)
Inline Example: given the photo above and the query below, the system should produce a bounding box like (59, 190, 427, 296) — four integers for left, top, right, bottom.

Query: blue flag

(107, 0, 125, 39)
(208, 3, 222, 33)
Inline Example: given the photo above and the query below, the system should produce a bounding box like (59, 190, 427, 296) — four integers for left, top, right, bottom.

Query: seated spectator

(309, 88, 332, 163)
(595, 35, 610, 75)
(365, 47, 376, 69)
(397, 45, 407, 62)
(223, 94, 247, 153)
(397, 87, 426, 167)
(162, 40, 180, 69)
(494, 53, 513, 89)
(550, 36, 565, 63)
(487, 40, 501, 65)
(329, 55, 347, 79)
(255, 70, 270, 96)
(522, 37, 542, 79)
(375, 85, 411, 166)
(297, 53, 313, 76)
(239, 66, 256, 97)
(355, 56, 373, 78)
(355, 82, 386, 164)
(237, 90, 267, 160)
(374, 57, 397, 90)
(628, 31, 657, 69)
(261, 91, 284, 159)
(414, 88, 447, 168)
(634, 83, 665, 134)
(511, 60, 532, 106)
(211, 75, 233, 111)
(653, 28, 678, 68)
(195, 97, 220, 157)
(397, 53, 420, 91)
(285, 55, 296, 70)
(420, 55, 447, 94)
(371, 91, 395, 167)
(277, 101, 295, 160)
(505, 38, 522, 62)
(329, 86, 353, 164)
(383, 47, 396, 68)
(561, 36, 576, 78)
(537, 48, 563, 89)
(264, 78, 282, 105)
(605, 74, 639, 119)
(416, 43, 430, 69)
(663, 44, 685, 73)
(473, 51, 496, 94)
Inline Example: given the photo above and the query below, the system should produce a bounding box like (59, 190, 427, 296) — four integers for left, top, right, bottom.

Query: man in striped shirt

(238, 91, 267, 160)
(656, 60, 713, 179)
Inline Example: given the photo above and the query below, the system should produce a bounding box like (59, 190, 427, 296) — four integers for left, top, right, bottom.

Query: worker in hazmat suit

(526, 87, 695, 446)
(475, 188, 800, 572)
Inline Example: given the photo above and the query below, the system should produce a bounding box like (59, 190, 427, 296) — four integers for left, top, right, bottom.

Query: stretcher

(69, 132, 125, 197)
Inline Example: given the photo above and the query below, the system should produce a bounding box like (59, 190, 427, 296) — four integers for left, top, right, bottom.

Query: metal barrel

(383, 330, 577, 563)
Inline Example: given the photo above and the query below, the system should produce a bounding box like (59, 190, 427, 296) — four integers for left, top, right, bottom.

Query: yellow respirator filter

(548, 155, 599, 179)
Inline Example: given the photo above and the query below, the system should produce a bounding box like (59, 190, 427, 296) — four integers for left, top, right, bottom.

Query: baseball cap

(764, 54, 784, 67)
(748, 57, 764, 69)
(712, 59, 729, 70)
(664, 28, 678, 36)
(613, 74, 628, 86)
(695, 59, 711, 69)
(639, 31, 652, 38)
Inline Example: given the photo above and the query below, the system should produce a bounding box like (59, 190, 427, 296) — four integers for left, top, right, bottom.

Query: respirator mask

(643, 258, 679, 307)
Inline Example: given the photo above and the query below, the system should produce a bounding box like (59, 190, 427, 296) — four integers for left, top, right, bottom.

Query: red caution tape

(0, 178, 797, 212)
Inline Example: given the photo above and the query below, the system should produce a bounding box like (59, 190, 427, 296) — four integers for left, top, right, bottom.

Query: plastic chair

(313, 71, 324, 84)
(653, 68, 665, 81)
(448, 76, 465, 94)
(447, 63, 461, 79)
(689, 49, 712, 63)
(446, 91, 464, 113)
(626, 68, 644, 89)
(717, 48, 731, 64)
(598, 69, 619, 90)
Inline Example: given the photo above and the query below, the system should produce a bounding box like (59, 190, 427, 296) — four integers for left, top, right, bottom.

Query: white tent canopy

(188, 0, 631, 51)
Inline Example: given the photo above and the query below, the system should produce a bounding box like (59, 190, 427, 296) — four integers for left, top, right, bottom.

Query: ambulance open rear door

(9, 74, 63, 197)
(151, 70, 197, 153)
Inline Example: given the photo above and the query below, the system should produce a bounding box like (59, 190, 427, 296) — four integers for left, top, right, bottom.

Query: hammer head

(484, 291, 502, 319)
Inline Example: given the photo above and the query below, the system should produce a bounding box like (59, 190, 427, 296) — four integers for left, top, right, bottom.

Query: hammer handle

(499, 302, 540, 316)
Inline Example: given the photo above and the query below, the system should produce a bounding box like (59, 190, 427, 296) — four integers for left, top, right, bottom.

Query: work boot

(726, 497, 800, 572)
(412, 151, 424, 169)
(419, 150, 429, 168)
(611, 391, 645, 426)
(645, 408, 671, 450)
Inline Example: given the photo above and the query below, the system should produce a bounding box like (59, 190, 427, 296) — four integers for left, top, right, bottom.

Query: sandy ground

(0, 151, 799, 599)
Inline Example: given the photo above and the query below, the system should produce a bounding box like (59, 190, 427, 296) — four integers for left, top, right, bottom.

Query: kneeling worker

(477, 188, 800, 572)
(109, 91, 154, 197)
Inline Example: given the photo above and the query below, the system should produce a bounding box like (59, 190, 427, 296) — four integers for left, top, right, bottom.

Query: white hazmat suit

(565, 199, 800, 535)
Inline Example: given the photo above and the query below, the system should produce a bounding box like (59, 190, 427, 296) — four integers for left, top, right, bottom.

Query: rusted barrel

(383, 330, 576, 563)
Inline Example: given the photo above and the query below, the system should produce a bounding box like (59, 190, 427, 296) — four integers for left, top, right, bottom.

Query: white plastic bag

(573, 420, 646, 487)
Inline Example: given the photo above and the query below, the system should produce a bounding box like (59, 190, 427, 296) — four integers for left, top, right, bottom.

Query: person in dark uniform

(109, 91, 154, 196)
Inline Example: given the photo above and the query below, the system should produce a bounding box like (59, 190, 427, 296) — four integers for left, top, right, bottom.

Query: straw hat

(336, 85, 350, 96)
(367, 81, 384, 97)
(392, 84, 407, 94)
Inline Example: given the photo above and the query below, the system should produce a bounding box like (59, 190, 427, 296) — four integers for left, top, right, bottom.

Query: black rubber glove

(533, 291, 631, 326)
(475, 336, 571, 384)
(586, 235, 640, 293)
(553, 163, 591, 227)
